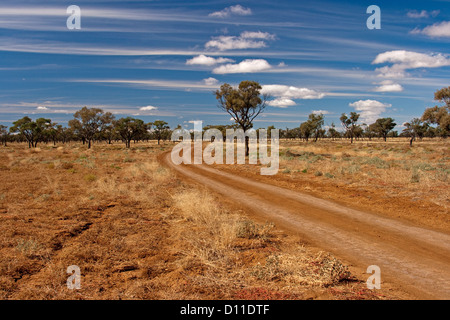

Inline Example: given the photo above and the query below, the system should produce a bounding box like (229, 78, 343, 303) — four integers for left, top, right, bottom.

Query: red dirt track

(161, 151, 450, 299)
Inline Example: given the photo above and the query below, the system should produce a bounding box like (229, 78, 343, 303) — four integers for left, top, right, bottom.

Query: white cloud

(202, 77, 219, 86)
(261, 85, 326, 100)
(186, 54, 234, 66)
(407, 10, 439, 18)
(372, 50, 450, 78)
(212, 59, 272, 74)
(139, 105, 158, 111)
(36, 106, 48, 110)
(373, 80, 404, 92)
(206, 36, 266, 51)
(240, 31, 275, 40)
(205, 31, 275, 51)
(267, 98, 296, 108)
(349, 99, 392, 124)
(312, 110, 330, 115)
(0, 37, 204, 56)
(75, 79, 221, 90)
(411, 21, 450, 38)
(209, 5, 252, 18)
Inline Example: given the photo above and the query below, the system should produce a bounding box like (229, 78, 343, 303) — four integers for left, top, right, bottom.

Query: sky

(0, 0, 449, 132)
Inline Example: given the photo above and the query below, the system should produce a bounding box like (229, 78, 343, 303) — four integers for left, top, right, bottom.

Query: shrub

(16, 239, 43, 257)
(236, 220, 273, 240)
(84, 174, 97, 182)
(61, 162, 73, 170)
(410, 171, 420, 183)
(325, 172, 335, 179)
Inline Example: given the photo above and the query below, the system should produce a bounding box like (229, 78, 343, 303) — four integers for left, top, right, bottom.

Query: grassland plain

(1, 140, 442, 299)
(212, 138, 449, 233)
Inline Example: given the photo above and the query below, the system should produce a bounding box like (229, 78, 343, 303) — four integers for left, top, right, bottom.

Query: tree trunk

(245, 136, 249, 157)
(88, 139, 91, 149)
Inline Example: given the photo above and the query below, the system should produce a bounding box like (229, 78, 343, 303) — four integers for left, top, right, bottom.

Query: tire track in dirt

(160, 152, 450, 299)
(10, 203, 117, 295)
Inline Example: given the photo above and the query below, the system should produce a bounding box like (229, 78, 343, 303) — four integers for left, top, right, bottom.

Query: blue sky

(0, 0, 449, 131)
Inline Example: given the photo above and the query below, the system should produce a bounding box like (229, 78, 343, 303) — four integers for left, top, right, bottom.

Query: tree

(308, 113, 325, 142)
(152, 120, 169, 145)
(327, 123, 341, 140)
(0, 125, 9, 146)
(267, 125, 276, 140)
(434, 86, 450, 108)
(10, 116, 51, 148)
(45, 120, 58, 145)
(115, 117, 147, 148)
(340, 112, 360, 143)
(422, 107, 449, 138)
(215, 81, 268, 156)
(100, 112, 116, 144)
(363, 123, 377, 141)
(421, 86, 450, 138)
(402, 118, 428, 146)
(299, 121, 312, 141)
(372, 117, 396, 142)
(71, 107, 105, 149)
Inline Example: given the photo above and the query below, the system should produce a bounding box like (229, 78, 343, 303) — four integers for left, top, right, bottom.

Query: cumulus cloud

(407, 10, 439, 18)
(186, 54, 234, 66)
(411, 21, 450, 38)
(139, 105, 158, 111)
(36, 106, 48, 110)
(372, 50, 450, 78)
(267, 98, 296, 108)
(373, 80, 403, 92)
(202, 77, 219, 86)
(205, 31, 275, 51)
(312, 110, 330, 115)
(209, 5, 252, 18)
(261, 85, 326, 100)
(349, 99, 392, 124)
(212, 59, 272, 74)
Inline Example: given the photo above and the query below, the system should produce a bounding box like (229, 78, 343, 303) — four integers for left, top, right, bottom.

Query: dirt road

(161, 152, 450, 299)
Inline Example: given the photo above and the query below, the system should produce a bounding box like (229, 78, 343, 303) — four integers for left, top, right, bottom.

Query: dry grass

(213, 138, 449, 232)
(0, 141, 392, 300)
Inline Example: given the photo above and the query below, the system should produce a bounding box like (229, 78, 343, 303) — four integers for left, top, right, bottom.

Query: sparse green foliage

(152, 120, 170, 145)
(115, 117, 147, 148)
(215, 81, 268, 155)
(421, 86, 450, 137)
(10, 116, 51, 148)
(0, 125, 8, 146)
(70, 106, 105, 149)
(372, 117, 396, 142)
(340, 112, 360, 144)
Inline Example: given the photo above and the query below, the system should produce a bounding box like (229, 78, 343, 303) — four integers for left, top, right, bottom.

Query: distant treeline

(1, 87, 449, 148)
